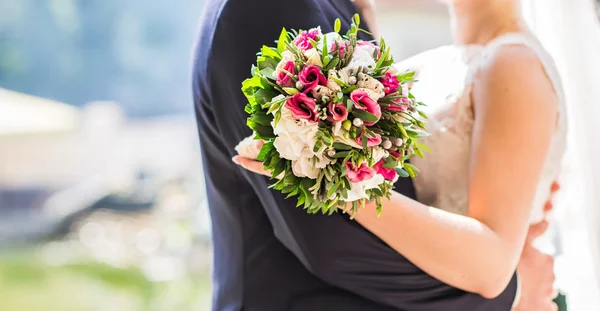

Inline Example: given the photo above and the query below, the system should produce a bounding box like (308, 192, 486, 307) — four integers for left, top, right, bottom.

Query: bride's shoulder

(472, 44, 558, 114)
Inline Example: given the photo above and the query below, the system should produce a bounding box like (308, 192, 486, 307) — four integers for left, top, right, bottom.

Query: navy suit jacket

(192, 0, 518, 310)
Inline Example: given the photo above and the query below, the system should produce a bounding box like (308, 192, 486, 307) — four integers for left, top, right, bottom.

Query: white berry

(382, 140, 392, 149)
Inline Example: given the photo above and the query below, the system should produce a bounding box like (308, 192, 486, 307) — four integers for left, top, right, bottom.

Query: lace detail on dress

(409, 33, 567, 223)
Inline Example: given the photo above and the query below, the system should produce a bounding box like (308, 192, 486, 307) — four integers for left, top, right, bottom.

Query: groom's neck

(448, 1, 523, 46)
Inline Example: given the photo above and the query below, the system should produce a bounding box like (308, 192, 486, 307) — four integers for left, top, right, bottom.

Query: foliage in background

(0, 0, 203, 117)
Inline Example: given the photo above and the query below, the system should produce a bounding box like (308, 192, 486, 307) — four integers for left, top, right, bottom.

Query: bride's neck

(449, 1, 524, 46)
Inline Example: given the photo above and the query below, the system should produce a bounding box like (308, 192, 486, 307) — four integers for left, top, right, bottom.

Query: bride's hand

(232, 155, 275, 178)
(232, 136, 282, 179)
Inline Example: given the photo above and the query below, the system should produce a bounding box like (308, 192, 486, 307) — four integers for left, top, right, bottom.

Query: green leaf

(261, 45, 281, 59)
(254, 88, 278, 106)
(331, 75, 347, 87)
(415, 147, 424, 158)
(257, 56, 279, 71)
(404, 163, 421, 173)
(346, 99, 354, 112)
(327, 182, 341, 198)
(260, 67, 275, 80)
(257, 142, 274, 162)
(397, 71, 416, 82)
(395, 167, 410, 178)
(334, 18, 342, 33)
(324, 58, 340, 71)
(282, 87, 299, 95)
(296, 195, 306, 207)
(313, 141, 323, 153)
(361, 135, 368, 149)
(333, 151, 351, 158)
(352, 109, 378, 123)
(332, 142, 352, 150)
(382, 160, 398, 169)
(352, 13, 361, 28)
(277, 28, 289, 53)
(342, 85, 358, 94)
(398, 123, 409, 138)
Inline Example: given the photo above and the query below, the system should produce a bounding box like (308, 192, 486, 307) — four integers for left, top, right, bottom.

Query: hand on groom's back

(514, 181, 560, 311)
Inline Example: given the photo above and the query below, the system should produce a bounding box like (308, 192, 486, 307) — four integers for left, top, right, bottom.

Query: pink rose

(350, 89, 382, 126)
(387, 98, 410, 112)
(299, 65, 327, 94)
(293, 29, 320, 51)
(374, 160, 397, 181)
(346, 161, 375, 183)
(355, 131, 382, 148)
(380, 72, 399, 95)
(285, 93, 320, 122)
(327, 102, 348, 122)
(276, 61, 295, 87)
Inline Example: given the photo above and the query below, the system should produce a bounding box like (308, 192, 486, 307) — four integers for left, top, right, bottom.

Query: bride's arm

(353, 0, 380, 41)
(352, 45, 558, 298)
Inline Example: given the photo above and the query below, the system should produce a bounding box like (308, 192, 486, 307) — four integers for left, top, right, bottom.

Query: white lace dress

(403, 32, 567, 224)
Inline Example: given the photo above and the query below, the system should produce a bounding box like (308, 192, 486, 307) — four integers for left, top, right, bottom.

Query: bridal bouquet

(241, 14, 428, 215)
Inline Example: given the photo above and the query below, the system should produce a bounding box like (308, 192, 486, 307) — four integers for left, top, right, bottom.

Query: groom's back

(193, 1, 403, 310)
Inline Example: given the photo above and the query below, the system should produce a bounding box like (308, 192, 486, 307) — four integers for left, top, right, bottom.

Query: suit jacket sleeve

(197, 1, 518, 309)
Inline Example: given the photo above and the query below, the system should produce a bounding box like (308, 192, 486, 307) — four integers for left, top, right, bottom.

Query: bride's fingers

(232, 156, 272, 177)
(234, 136, 264, 160)
(526, 219, 549, 242)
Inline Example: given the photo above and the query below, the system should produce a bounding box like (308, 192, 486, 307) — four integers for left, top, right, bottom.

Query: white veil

(522, 0, 600, 308)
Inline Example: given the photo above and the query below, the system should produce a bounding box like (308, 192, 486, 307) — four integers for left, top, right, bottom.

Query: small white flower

(304, 48, 323, 67)
(326, 70, 343, 93)
(371, 146, 387, 163)
(344, 174, 385, 202)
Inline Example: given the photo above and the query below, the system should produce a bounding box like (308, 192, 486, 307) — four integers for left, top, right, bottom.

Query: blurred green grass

(0, 250, 211, 311)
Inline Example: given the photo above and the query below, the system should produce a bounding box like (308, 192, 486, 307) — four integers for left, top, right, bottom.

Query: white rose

(272, 106, 331, 179)
(304, 48, 323, 67)
(344, 174, 385, 202)
(292, 158, 320, 179)
(349, 45, 377, 71)
(273, 106, 313, 136)
(273, 132, 302, 161)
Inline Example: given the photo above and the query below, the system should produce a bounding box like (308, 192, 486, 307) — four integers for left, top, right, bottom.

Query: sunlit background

(1, 1, 598, 310)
